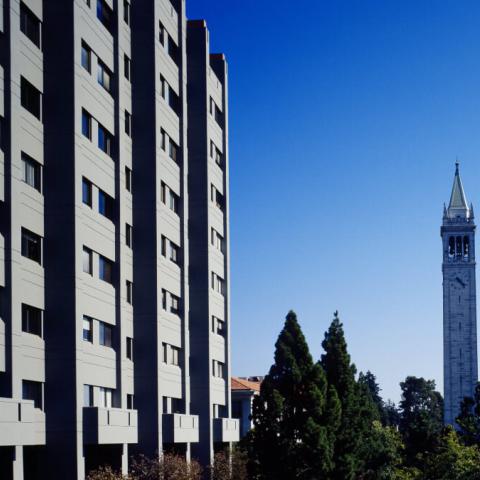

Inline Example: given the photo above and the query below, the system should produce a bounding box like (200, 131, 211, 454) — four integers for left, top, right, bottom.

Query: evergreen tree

(359, 370, 389, 424)
(384, 400, 401, 428)
(457, 382, 480, 445)
(247, 311, 335, 480)
(321, 311, 379, 479)
(423, 427, 480, 480)
(398, 376, 444, 465)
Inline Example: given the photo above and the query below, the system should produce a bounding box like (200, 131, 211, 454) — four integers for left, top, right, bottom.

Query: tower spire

(447, 162, 470, 220)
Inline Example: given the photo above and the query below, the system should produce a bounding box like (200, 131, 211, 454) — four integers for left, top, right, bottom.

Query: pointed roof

(447, 162, 470, 219)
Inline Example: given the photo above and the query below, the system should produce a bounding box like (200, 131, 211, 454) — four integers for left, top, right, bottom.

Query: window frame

(83, 246, 93, 275)
(21, 227, 42, 264)
(83, 316, 93, 343)
(99, 321, 113, 348)
(22, 304, 43, 338)
(99, 255, 113, 284)
(20, 2, 41, 49)
(21, 152, 42, 192)
(21, 76, 42, 120)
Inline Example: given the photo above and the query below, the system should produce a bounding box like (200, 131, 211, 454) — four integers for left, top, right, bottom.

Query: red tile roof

(231, 377, 261, 392)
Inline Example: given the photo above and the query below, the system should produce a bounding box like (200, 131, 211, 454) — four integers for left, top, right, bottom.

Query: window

(21, 228, 41, 264)
(161, 182, 179, 214)
(210, 141, 223, 167)
(22, 304, 42, 337)
(84, 385, 94, 407)
(124, 54, 131, 81)
(209, 97, 214, 115)
(214, 104, 223, 127)
(168, 37, 179, 65)
(99, 321, 113, 347)
(97, 60, 112, 93)
(126, 280, 133, 304)
(99, 387, 113, 408)
(125, 167, 132, 192)
(98, 190, 114, 220)
(99, 255, 113, 283)
(81, 41, 91, 72)
(127, 394, 134, 409)
(211, 185, 224, 211)
(123, 0, 130, 25)
(169, 88, 180, 115)
(170, 294, 180, 315)
(211, 272, 225, 296)
(161, 289, 167, 310)
(212, 360, 224, 379)
(169, 138, 178, 163)
(212, 316, 225, 336)
(83, 247, 93, 274)
(83, 316, 93, 342)
(162, 343, 168, 363)
(211, 228, 224, 253)
(20, 2, 41, 48)
(160, 75, 168, 101)
(21, 77, 41, 120)
(161, 235, 167, 257)
(160, 129, 166, 150)
(125, 110, 131, 136)
(82, 109, 92, 139)
(98, 124, 113, 156)
(82, 177, 93, 206)
(126, 337, 133, 360)
(96, 0, 113, 33)
(126, 224, 132, 248)
(159, 21, 165, 45)
(170, 242, 179, 264)
(171, 346, 179, 366)
(22, 380, 43, 410)
(170, 190, 179, 214)
(22, 152, 41, 192)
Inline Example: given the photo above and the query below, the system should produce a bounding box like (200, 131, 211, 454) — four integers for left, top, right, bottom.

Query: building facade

(231, 377, 261, 438)
(0, 1, 238, 479)
(441, 163, 478, 425)
(187, 20, 239, 466)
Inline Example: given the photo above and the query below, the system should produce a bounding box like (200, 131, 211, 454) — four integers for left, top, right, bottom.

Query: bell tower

(441, 162, 478, 425)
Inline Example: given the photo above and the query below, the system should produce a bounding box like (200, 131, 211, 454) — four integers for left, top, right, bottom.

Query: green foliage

(422, 427, 480, 479)
(321, 311, 379, 479)
(457, 382, 480, 445)
(360, 420, 405, 479)
(247, 310, 335, 479)
(398, 376, 444, 464)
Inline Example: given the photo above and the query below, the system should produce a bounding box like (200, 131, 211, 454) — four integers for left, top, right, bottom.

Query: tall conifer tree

(247, 311, 335, 480)
(321, 311, 379, 479)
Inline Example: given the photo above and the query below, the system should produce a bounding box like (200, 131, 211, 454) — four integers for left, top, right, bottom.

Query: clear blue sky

(187, 0, 480, 403)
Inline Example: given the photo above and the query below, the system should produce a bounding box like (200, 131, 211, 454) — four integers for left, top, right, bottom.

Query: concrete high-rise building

(0, 1, 238, 479)
(187, 20, 237, 466)
(441, 163, 478, 425)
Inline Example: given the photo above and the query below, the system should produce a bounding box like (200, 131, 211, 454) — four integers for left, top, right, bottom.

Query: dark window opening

(21, 227, 42, 264)
(21, 77, 41, 120)
(20, 2, 41, 49)
(22, 380, 43, 410)
(22, 304, 42, 337)
(96, 0, 113, 33)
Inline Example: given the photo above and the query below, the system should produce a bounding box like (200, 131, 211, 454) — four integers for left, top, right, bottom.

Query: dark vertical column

(43, 2, 78, 477)
(130, 0, 160, 457)
(186, 20, 211, 466)
(0, 0, 12, 399)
